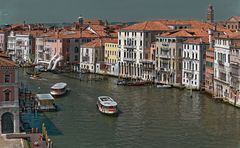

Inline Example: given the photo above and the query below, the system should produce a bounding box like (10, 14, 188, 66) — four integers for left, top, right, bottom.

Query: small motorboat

(30, 74, 42, 80)
(97, 96, 118, 115)
(117, 80, 127, 85)
(50, 82, 68, 96)
(156, 84, 172, 88)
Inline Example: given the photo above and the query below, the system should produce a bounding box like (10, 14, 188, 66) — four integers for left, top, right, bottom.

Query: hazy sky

(0, 0, 239, 24)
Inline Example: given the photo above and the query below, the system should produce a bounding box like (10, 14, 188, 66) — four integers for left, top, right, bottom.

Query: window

(140, 41, 143, 46)
(75, 55, 78, 61)
(5, 74, 10, 83)
(4, 90, 10, 101)
(75, 39, 79, 43)
(74, 47, 79, 53)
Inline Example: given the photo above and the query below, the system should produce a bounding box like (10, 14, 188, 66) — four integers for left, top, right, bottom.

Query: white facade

(118, 31, 156, 79)
(214, 38, 231, 98)
(80, 47, 97, 73)
(7, 31, 33, 64)
(182, 42, 207, 90)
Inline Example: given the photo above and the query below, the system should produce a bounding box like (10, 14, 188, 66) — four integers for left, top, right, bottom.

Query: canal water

(19, 69, 240, 148)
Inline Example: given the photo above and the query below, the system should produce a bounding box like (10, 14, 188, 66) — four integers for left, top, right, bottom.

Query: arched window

(3, 89, 11, 101)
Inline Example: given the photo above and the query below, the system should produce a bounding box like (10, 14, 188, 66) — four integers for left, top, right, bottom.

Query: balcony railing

(123, 58, 136, 62)
(124, 45, 136, 49)
(140, 59, 153, 63)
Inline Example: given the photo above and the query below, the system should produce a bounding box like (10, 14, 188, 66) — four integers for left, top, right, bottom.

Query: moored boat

(35, 94, 57, 112)
(97, 96, 118, 115)
(50, 82, 68, 96)
(156, 84, 172, 88)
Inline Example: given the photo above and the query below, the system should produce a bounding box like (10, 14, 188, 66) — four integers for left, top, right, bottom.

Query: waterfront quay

(18, 69, 240, 148)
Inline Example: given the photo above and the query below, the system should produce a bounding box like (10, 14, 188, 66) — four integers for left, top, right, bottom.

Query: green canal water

(19, 69, 240, 148)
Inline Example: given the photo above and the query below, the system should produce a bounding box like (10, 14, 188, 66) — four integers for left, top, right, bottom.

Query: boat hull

(96, 103, 118, 115)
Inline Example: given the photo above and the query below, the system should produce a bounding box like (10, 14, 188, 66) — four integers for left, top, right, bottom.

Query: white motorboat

(97, 96, 118, 115)
(156, 84, 172, 88)
(50, 82, 68, 96)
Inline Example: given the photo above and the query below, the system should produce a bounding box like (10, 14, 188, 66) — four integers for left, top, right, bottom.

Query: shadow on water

(21, 112, 63, 136)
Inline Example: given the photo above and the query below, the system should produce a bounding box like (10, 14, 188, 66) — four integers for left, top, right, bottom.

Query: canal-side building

(229, 43, 240, 106)
(141, 42, 156, 81)
(205, 27, 233, 95)
(104, 39, 119, 76)
(0, 53, 20, 134)
(7, 31, 35, 64)
(213, 33, 240, 99)
(118, 21, 170, 80)
(80, 38, 116, 73)
(0, 30, 10, 53)
(182, 38, 208, 90)
(155, 30, 192, 85)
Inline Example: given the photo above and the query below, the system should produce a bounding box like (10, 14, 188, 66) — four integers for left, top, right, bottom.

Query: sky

(0, 0, 239, 24)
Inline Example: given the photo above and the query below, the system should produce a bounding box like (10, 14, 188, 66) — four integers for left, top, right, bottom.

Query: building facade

(229, 44, 240, 106)
(104, 40, 119, 76)
(214, 37, 231, 99)
(155, 33, 185, 85)
(0, 54, 20, 134)
(7, 31, 34, 64)
(182, 38, 208, 90)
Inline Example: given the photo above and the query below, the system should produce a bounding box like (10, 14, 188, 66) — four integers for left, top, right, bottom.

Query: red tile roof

(121, 20, 230, 33)
(122, 21, 170, 31)
(81, 38, 118, 48)
(0, 53, 17, 67)
(184, 37, 209, 44)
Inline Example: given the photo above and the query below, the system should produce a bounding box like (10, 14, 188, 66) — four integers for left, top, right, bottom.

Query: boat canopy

(36, 94, 54, 101)
(51, 83, 67, 89)
(98, 96, 117, 107)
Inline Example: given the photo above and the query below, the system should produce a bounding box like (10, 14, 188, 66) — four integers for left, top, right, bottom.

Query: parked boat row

(117, 79, 149, 86)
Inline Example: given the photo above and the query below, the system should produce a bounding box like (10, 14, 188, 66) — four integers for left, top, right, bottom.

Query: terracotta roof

(160, 30, 194, 37)
(217, 32, 240, 39)
(122, 21, 170, 31)
(122, 20, 230, 32)
(0, 53, 16, 67)
(81, 38, 117, 48)
(184, 37, 209, 44)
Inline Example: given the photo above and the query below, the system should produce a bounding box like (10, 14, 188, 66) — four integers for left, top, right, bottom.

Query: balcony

(140, 59, 153, 64)
(124, 45, 136, 49)
(123, 58, 136, 62)
(159, 54, 171, 59)
(162, 43, 169, 47)
(160, 67, 170, 72)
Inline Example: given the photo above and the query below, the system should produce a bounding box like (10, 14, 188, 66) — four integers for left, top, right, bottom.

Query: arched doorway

(1, 112, 14, 134)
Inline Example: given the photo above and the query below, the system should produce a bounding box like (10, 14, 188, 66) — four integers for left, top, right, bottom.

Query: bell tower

(207, 4, 214, 23)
